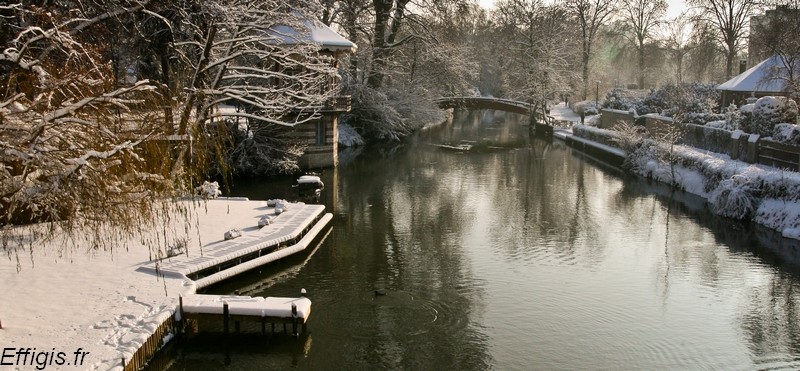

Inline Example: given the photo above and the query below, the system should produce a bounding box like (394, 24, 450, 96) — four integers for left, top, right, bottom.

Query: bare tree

(495, 0, 577, 111)
(689, 0, 760, 79)
(618, 0, 667, 88)
(661, 12, 700, 83)
(0, 1, 176, 256)
(566, 0, 617, 100)
(1, 0, 340, 259)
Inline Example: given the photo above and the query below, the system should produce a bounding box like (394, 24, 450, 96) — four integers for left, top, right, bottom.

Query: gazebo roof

(270, 20, 357, 53)
(717, 54, 796, 93)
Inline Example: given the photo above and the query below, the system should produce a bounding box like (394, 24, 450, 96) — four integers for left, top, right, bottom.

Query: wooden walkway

(138, 203, 332, 289)
(180, 293, 312, 336)
(123, 201, 331, 371)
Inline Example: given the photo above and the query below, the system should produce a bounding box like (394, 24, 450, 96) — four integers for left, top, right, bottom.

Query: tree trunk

(637, 38, 645, 88)
(368, 0, 392, 89)
(582, 42, 590, 101)
(725, 47, 736, 80)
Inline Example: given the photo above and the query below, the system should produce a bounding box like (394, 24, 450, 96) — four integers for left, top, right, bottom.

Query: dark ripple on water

(309, 287, 469, 342)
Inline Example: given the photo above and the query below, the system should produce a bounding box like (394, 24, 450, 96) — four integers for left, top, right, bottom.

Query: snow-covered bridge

(435, 96, 557, 135)
(435, 96, 535, 115)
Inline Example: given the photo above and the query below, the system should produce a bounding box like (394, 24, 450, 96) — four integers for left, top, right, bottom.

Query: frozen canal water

(155, 110, 800, 370)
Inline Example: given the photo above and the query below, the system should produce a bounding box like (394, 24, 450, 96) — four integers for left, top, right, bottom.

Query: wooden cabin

(277, 21, 357, 169)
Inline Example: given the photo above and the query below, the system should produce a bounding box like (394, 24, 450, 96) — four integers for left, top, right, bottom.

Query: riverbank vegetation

(0, 1, 337, 255)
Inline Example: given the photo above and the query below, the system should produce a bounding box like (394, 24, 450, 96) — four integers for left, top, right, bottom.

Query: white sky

(479, 0, 689, 19)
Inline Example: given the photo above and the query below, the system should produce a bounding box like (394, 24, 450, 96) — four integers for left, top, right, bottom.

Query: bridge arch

(435, 96, 558, 136)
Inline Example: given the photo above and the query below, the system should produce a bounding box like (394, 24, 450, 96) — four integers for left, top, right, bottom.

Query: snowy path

(548, 102, 582, 123)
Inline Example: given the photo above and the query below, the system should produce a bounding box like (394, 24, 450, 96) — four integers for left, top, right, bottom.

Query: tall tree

(368, 0, 412, 89)
(689, 0, 759, 79)
(662, 12, 700, 83)
(618, 0, 667, 88)
(751, 0, 800, 95)
(566, 0, 617, 100)
(495, 0, 577, 109)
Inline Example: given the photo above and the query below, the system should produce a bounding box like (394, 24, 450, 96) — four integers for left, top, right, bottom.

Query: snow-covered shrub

(613, 83, 720, 118)
(584, 101, 599, 115)
(573, 101, 599, 120)
(710, 176, 756, 219)
(609, 120, 646, 152)
(659, 84, 720, 119)
(714, 103, 742, 131)
(225, 119, 306, 176)
(706, 120, 735, 130)
(622, 138, 659, 176)
(746, 96, 798, 136)
(773, 123, 800, 145)
(602, 89, 638, 111)
(196, 181, 222, 199)
(338, 123, 365, 147)
(683, 111, 725, 126)
(342, 84, 443, 142)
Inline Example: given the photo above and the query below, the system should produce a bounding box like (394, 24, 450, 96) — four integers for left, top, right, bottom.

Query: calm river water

(157, 110, 800, 370)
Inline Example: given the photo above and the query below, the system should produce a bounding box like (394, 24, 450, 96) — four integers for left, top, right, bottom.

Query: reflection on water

(157, 110, 800, 370)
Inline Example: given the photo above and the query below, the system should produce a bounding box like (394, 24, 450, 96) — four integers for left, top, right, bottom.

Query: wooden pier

(121, 200, 331, 371)
(138, 202, 332, 289)
(179, 292, 312, 336)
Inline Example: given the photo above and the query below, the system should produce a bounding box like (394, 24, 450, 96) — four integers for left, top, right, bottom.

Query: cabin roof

(717, 54, 797, 93)
(270, 20, 357, 53)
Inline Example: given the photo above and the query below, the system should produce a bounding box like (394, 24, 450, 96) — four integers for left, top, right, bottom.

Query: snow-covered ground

(572, 124, 800, 240)
(548, 102, 600, 125)
(1, 198, 298, 371)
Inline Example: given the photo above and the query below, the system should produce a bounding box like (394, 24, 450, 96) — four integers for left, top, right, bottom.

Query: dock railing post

(223, 302, 230, 336)
(291, 303, 298, 336)
(178, 296, 184, 332)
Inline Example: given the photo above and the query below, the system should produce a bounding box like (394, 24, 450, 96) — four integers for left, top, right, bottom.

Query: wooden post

(178, 296, 184, 332)
(223, 302, 230, 336)
(261, 317, 266, 335)
(747, 134, 760, 164)
(291, 303, 298, 336)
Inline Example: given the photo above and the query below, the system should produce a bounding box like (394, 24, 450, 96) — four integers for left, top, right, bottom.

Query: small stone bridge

(435, 96, 561, 135)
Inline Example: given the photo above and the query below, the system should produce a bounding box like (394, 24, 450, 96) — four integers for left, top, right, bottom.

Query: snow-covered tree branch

(1, 0, 339, 258)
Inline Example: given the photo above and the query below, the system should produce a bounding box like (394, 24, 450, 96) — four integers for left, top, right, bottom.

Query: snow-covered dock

(180, 293, 312, 335)
(2, 198, 332, 371)
(138, 201, 332, 289)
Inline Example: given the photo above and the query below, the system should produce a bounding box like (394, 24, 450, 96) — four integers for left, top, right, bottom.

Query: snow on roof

(270, 20, 357, 53)
(717, 54, 797, 93)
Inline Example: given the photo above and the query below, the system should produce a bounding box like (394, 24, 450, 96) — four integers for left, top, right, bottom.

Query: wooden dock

(138, 202, 332, 289)
(122, 200, 331, 371)
(179, 293, 312, 336)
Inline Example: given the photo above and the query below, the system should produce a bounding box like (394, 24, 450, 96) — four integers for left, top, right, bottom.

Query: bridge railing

(436, 96, 568, 129)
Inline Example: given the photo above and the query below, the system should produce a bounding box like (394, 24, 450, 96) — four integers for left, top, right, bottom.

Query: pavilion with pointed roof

(717, 54, 798, 106)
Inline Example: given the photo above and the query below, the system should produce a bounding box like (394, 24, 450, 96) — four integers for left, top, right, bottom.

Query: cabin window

(316, 120, 326, 145)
